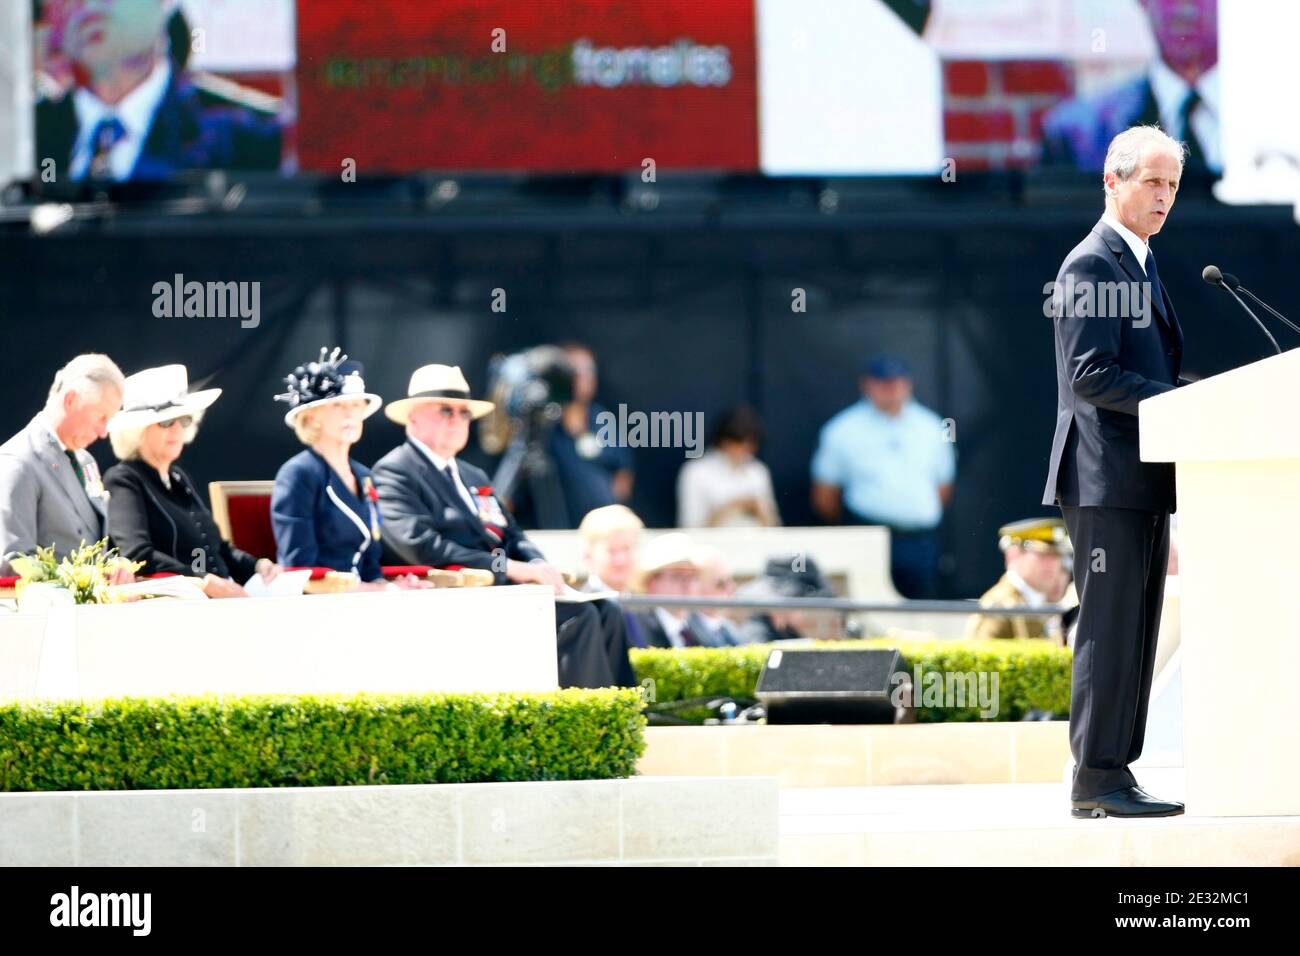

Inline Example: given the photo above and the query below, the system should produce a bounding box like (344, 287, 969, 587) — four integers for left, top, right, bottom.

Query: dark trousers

(1059, 505, 1170, 800)
(555, 598, 636, 689)
(889, 528, 941, 599)
(844, 510, 941, 599)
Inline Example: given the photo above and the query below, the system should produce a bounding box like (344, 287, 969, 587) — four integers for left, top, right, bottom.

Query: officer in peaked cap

(964, 517, 1078, 645)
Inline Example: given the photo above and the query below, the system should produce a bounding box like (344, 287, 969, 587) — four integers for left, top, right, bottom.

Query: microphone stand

(1215, 280, 1282, 355)
(1235, 284, 1300, 337)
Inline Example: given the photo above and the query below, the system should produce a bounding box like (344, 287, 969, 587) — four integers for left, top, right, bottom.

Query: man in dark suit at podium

(1042, 125, 1189, 818)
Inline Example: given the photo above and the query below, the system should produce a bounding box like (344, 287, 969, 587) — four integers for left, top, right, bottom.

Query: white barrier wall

(529, 525, 901, 602)
(0, 585, 559, 701)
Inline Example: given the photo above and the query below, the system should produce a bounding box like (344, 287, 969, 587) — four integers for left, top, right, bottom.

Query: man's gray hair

(1103, 125, 1188, 185)
(45, 354, 125, 412)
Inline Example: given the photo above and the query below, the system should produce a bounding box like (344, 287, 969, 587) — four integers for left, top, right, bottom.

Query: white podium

(1141, 348, 1300, 816)
(0, 586, 559, 702)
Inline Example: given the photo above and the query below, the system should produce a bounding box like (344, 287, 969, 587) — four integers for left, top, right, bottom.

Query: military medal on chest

(471, 485, 507, 539)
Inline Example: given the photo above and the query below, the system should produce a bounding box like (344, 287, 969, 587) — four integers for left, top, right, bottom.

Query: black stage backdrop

(1, 194, 1294, 597)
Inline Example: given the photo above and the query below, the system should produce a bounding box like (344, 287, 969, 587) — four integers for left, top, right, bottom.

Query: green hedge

(631, 639, 1072, 722)
(0, 689, 646, 792)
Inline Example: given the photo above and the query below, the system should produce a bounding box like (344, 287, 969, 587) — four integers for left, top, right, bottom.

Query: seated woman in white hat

(271, 348, 427, 591)
(104, 365, 282, 598)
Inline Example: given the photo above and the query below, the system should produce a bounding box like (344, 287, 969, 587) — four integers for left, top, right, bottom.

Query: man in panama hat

(373, 364, 636, 688)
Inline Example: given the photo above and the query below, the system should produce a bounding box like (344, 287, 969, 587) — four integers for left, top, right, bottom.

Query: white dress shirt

(70, 59, 172, 181)
(407, 436, 478, 514)
(1006, 568, 1048, 607)
(653, 606, 692, 649)
(1100, 211, 1150, 273)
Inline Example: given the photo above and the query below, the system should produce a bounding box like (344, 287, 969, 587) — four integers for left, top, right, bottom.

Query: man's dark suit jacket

(36, 71, 281, 182)
(372, 440, 543, 584)
(1042, 219, 1184, 513)
(1041, 76, 1160, 172)
(1041, 74, 1218, 175)
(629, 610, 675, 649)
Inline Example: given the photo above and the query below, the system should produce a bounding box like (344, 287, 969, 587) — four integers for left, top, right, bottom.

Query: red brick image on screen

(295, 0, 759, 174)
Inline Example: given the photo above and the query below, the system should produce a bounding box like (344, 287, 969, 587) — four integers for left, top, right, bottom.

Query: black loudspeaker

(755, 648, 910, 724)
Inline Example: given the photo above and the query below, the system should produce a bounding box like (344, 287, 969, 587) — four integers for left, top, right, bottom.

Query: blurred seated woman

(104, 365, 281, 598)
(676, 404, 781, 528)
(271, 348, 427, 591)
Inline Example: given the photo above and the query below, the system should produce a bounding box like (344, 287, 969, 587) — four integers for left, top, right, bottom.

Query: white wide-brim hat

(384, 364, 495, 426)
(109, 364, 222, 432)
(635, 532, 701, 590)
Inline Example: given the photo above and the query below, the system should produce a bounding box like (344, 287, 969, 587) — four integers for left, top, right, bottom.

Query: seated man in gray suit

(0, 354, 126, 575)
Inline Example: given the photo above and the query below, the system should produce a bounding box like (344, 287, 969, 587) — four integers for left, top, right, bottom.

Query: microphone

(1221, 272, 1300, 336)
(1203, 264, 1282, 355)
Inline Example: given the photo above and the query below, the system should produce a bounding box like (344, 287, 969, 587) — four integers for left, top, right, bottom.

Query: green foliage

(631, 639, 1071, 722)
(10, 539, 141, 605)
(0, 689, 646, 791)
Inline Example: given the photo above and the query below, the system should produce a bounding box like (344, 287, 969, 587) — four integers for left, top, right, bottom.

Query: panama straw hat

(384, 364, 495, 425)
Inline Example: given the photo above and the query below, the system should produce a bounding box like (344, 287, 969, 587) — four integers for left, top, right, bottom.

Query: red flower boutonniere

(363, 476, 382, 541)
(476, 486, 494, 497)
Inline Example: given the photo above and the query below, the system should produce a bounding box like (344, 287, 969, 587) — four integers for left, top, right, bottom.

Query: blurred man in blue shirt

(811, 356, 955, 598)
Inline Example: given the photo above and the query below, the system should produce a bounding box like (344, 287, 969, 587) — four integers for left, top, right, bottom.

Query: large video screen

(29, 0, 1220, 182)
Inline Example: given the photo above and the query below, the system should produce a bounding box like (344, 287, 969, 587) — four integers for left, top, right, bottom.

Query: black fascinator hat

(274, 347, 383, 426)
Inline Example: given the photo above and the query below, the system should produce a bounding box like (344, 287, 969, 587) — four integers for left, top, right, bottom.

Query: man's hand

(390, 572, 433, 590)
(203, 574, 249, 599)
(506, 559, 566, 594)
(811, 481, 843, 523)
(255, 559, 282, 583)
(611, 469, 634, 502)
(106, 559, 136, 586)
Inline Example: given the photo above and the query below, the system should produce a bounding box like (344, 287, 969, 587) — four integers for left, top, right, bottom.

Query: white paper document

(243, 569, 312, 598)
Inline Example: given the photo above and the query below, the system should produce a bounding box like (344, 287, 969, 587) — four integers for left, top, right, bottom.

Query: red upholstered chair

(208, 480, 277, 561)
(207, 480, 476, 587)
(208, 480, 353, 592)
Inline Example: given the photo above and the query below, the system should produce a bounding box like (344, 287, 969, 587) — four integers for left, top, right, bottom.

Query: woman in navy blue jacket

(271, 348, 426, 590)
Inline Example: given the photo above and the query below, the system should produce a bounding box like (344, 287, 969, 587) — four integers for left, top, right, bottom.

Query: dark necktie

(1178, 88, 1207, 170)
(1144, 249, 1164, 320)
(442, 465, 466, 509)
(64, 450, 85, 488)
(678, 623, 699, 647)
(87, 116, 127, 179)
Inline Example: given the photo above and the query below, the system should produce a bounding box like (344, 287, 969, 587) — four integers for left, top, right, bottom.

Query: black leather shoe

(1132, 785, 1185, 810)
(1071, 786, 1185, 818)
